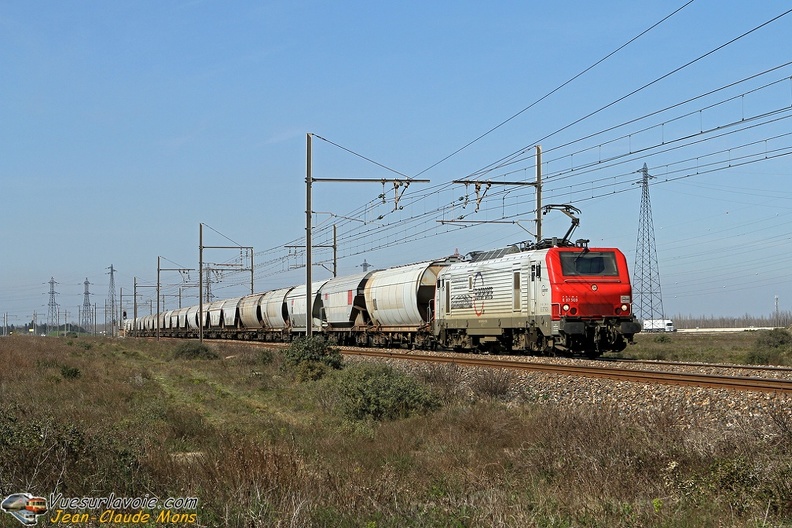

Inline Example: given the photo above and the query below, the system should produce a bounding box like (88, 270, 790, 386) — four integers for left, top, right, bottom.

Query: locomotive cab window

(559, 251, 619, 276)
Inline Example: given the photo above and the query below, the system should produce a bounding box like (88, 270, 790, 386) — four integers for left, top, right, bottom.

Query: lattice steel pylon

(632, 164, 665, 323)
(106, 265, 117, 336)
(81, 278, 92, 331)
(47, 277, 59, 332)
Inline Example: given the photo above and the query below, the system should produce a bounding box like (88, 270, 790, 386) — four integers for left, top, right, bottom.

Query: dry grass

(613, 330, 792, 365)
(1, 334, 790, 527)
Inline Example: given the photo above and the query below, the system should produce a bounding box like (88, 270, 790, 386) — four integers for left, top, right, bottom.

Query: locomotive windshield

(559, 251, 619, 277)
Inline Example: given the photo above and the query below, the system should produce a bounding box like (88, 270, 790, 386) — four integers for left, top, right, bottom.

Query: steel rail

(344, 348, 792, 394)
(599, 357, 792, 373)
(181, 339, 792, 394)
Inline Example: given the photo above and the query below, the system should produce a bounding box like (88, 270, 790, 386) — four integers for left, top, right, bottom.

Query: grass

(0, 334, 790, 527)
(610, 329, 792, 365)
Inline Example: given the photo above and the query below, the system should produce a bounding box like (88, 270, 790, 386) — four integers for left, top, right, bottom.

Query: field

(0, 333, 791, 527)
(622, 329, 792, 365)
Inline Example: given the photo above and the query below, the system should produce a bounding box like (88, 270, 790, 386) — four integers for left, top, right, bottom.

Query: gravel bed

(347, 349, 792, 438)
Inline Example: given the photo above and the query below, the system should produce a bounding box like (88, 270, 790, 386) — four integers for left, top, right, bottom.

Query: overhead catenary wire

(410, 0, 698, 179)
(463, 7, 792, 181)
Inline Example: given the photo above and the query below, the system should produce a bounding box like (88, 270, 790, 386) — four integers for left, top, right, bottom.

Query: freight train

(128, 228, 641, 357)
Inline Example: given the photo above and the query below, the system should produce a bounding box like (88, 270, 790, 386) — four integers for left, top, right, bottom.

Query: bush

(334, 362, 439, 421)
(283, 337, 342, 371)
(754, 328, 792, 349)
(747, 329, 792, 365)
(60, 365, 81, 380)
(172, 342, 219, 360)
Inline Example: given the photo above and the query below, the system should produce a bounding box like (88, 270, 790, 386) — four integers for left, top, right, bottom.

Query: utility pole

(107, 265, 117, 337)
(198, 223, 253, 343)
(305, 132, 429, 336)
(775, 295, 780, 327)
(133, 278, 157, 338)
(285, 224, 338, 277)
(157, 257, 195, 341)
(633, 163, 665, 323)
(449, 145, 543, 242)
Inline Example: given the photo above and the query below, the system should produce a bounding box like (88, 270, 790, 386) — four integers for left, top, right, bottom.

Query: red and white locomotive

(433, 240, 639, 356)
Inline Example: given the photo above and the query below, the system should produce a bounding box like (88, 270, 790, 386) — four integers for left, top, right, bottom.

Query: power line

(412, 0, 697, 179)
(465, 7, 792, 180)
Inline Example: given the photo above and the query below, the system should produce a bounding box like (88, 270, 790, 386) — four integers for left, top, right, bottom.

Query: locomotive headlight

(621, 304, 629, 313)
(562, 304, 570, 312)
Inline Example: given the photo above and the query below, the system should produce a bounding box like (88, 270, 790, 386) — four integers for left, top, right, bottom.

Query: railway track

(600, 356, 792, 374)
(197, 339, 792, 394)
(339, 348, 792, 394)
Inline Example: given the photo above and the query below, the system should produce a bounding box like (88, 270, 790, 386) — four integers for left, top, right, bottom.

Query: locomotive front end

(547, 247, 641, 356)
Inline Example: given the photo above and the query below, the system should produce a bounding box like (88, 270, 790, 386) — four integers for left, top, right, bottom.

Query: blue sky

(2, 0, 791, 326)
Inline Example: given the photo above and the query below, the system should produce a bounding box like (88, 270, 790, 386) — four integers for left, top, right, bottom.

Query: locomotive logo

(2, 493, 48, 525)
(471, 272, 493, 317)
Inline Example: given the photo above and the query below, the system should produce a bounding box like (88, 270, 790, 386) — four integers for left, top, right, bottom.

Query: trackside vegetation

(0, 333, 790, 527)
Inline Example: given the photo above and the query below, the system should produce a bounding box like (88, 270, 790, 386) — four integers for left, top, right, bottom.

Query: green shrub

(172, 342, 219, 360)
(257, 348, 274, 365)
(293, 361, 329, 382)
(283, 337, 342, 371)
(754, 328, 792, 349)
(745, 349, 782, 365)
(334, 362, 439, 421)
(747, 329, 792, 365)
(60, 365, 81, 379)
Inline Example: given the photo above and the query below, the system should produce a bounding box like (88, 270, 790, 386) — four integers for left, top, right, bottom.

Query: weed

(172, 342, 219, 360)
(469, 368, 514, 400)
(418, 363, 465, 403)
(60, 365, 81, 379)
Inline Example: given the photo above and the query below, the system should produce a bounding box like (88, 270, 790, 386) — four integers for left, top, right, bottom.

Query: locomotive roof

(467, 238, 589, 262)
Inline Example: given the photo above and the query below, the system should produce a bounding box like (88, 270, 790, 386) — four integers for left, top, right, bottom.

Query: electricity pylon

(633, 164, 665, 323)
(47, 277, 59, 333)
(81, 278, 92, 331)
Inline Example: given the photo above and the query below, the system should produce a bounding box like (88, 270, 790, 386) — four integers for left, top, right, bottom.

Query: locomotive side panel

(434, 250, 556, 351)
(437, 257, 520, 331)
